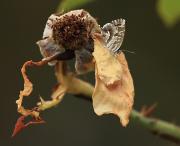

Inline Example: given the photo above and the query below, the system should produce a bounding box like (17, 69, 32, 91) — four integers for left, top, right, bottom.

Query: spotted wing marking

(102, 19, 125, 53)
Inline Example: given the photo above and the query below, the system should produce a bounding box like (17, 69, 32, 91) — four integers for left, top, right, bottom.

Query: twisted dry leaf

(14, 54, 62, 136)
(92, 38, 134, 126)
(12, 115, 45, 137)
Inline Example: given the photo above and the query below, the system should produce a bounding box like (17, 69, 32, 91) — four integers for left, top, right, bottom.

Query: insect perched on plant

(13, 9, 134, 137)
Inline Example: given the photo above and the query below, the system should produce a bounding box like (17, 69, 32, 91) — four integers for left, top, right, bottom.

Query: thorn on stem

(141, 103, 158, 117)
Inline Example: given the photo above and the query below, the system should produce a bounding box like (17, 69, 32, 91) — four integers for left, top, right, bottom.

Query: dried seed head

(52, 13, 90, 50)
(37, 9, 101, 62)
(37, 9, 125, 70)
(50, 10, 101, 50)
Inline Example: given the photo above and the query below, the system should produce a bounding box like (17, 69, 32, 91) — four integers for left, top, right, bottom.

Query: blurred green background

(0, 0, 180, 146)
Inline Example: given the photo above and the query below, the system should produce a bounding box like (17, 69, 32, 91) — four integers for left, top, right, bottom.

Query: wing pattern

(102, 19, 125, 53)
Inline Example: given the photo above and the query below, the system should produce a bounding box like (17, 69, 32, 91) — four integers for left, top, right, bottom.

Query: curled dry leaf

(12, 115, 45, 137)
(92, 37, 134, 126)
(16, 60, 40, 118)
(14, 53, 63, 136)
(16, 53, 62, 116)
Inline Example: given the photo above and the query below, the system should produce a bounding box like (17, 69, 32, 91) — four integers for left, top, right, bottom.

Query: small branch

(73, 86, 180, 144)
(20, 57, 180, 143)
(131, 110, 180, 144)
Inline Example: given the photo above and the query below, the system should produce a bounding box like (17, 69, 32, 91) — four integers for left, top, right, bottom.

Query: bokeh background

(0, 0, 180, 146)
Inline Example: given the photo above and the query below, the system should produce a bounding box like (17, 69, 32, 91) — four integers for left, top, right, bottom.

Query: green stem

(73, 82, 180, 144)
(131, 110, 180, 143)
(38, 74, 180, 143)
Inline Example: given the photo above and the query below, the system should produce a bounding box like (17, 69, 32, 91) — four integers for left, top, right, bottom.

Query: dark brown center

(52, 13, 91, 50)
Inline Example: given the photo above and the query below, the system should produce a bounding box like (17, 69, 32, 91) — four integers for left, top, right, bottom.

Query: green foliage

(57, 0, 94, 12)
(157, 0, 180, 27)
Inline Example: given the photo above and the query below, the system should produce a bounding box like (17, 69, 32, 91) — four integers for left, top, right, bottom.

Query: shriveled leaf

(16, 60, 39, 118)
(157, 0, 180, 27)
(16, 54, 61, 117)
(92, 38, 134, 126)
(57, 0, 94, 12)
(12, 115, 45, 137)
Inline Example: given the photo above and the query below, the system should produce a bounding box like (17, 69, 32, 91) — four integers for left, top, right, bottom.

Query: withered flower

(14, 9, 134, 136)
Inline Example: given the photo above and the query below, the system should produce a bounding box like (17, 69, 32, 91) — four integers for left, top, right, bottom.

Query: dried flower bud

(37, 10, 101, 64)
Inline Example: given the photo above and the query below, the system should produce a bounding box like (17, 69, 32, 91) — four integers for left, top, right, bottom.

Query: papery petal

(92, 37, 123, 85)
(37, 37, 65, 59)
(43, 14, 60, 38)
(92, 38, 134, 126)
(75, 49, 94, 74)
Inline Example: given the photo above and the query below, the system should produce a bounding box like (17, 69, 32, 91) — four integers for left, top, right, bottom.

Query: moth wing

(102, 19, 125, 53)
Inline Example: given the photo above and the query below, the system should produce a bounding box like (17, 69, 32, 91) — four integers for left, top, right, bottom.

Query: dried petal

(92, 36, 123, 85)
(92, 38, 134, 126)
(75, 49, 94, 74)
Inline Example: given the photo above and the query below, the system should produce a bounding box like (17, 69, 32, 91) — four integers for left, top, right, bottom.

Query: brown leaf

(92, 38, 134, 126)
(12, 115, 45, 137)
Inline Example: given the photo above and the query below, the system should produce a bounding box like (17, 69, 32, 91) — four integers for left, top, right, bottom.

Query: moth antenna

(121, 49, 136, 54)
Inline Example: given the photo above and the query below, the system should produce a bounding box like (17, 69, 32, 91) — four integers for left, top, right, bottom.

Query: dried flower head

(52, 13, 89, 49)
(37, 9, 100, 67)
(14, 9, 134, 136)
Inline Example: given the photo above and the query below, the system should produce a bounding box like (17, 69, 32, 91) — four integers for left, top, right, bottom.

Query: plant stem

(73, 82, 180, 144)
(131, 110, 180, 143)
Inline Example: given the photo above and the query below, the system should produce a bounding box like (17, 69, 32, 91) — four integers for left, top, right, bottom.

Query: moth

(37, 9, 125, 74)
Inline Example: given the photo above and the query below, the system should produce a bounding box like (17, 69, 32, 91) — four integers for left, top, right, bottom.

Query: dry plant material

(12, 115, 45, 137)
(15, 9, 134, 136)
(14, 54, 60, 136)
(92, 37, 134, 126)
